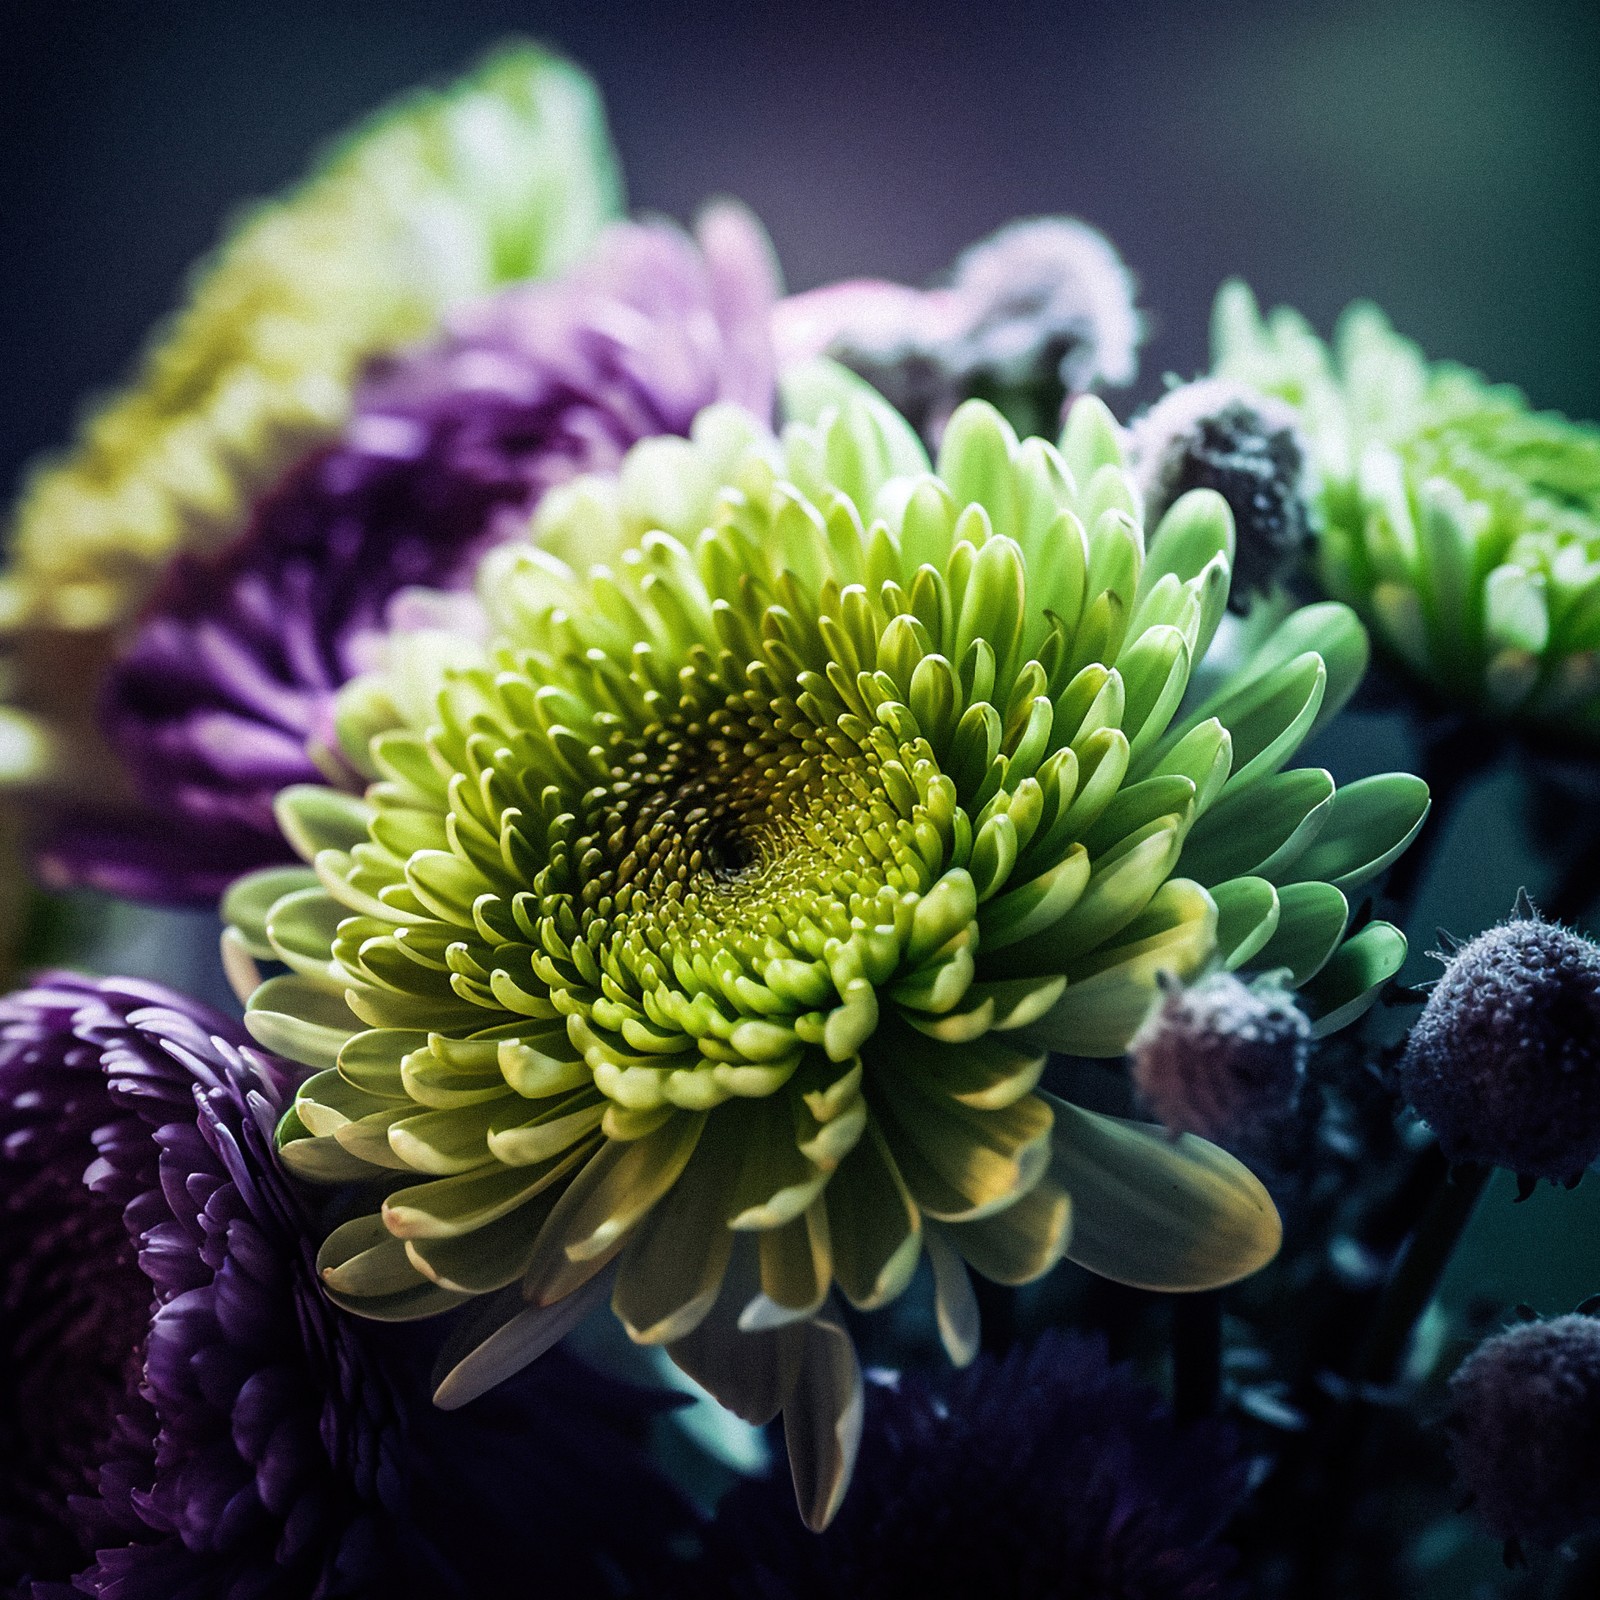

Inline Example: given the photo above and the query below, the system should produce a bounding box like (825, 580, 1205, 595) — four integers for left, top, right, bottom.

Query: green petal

(977, 844, 1089, 951)
(1030, 816, 1184, 969)
(245, 974, 361, 1070)
(1059, 394, 1127, 487)
(405, 1201, 556, 1295)
(1209, 652, 1327, 793)
(1249, 880, 1348, 983)
(942, 1174, 1072, 1285)
(433, 1269, 618, 1409)
(223, 865, 320, 959)
(383, 1148, 593, 1239)
(925, 1227, 981, 1366)
(1023, 879, 1216, 1056)
(1180, 767, 1334, 885)
(825, 1121, 923, 1310)
(780, 359, 930, 481)
(1285, 773, 1430, 893)
(275, 784, 374, 861)
(1302, 920, 1408, 1036)
(523, 1114, 705, 1299)
(275, 1107, 382, 1183)
(666, 1242, 806, 1426)
(783, 1314, 865, 1533)
(388, 1098, 505, 1176)
(265, 887, 346, 984)
(612, 1117, 744, 1343)
(1240, 602, 1369, 741)
(317, 1213, 475, 1322)
(742, 1203, 833, 1332)
(875, 1079, 1053, 1223)
(1045, 1096, 1282, 1291)
(1483, 563, 1550, 655)
(1210, 876, 1282, 969)
(1138, 488, 1234, 601)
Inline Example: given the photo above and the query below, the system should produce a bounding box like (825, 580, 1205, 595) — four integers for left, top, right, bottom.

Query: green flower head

(227, 370, 1423, 1527)
(2, 41, 618, 639)
(1212, 282, 1600, 736)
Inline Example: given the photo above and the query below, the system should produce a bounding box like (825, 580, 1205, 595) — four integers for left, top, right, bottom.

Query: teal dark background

(3, 0, 1597, 494)
(3, 3, 1599, 1594)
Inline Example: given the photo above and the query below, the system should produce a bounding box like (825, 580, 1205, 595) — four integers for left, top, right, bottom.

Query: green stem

(1171, 1291, 1222, 1422)
(1354, 1158, 1490, 1388)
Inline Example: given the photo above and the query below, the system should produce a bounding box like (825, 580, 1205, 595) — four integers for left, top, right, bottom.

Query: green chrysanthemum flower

(226, 373, 1424, 1527)
(1, 41, 618, 638)
(1212, 282, 1600, 735)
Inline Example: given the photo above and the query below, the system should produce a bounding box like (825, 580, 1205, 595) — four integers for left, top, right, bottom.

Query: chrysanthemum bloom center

(560, 691, 955, 1082)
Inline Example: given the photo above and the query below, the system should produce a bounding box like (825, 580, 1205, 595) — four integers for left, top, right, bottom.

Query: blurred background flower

(36, 203, 778, 903)
(677, 1329, 1251, 1600)
(1209, 283, 1600, 736)
(0, 42, 621, 927)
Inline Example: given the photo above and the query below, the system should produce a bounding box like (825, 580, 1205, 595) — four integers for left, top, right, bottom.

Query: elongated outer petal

(784, 1312, 865, 1532)
(432, 1267, 617, 1409)
(1044, 1094, 1281, 1291)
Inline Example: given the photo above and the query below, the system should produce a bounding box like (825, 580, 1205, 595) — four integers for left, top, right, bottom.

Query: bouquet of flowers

(3, 42, 1598, 1599)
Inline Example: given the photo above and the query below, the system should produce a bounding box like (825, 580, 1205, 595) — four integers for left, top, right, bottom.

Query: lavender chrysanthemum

(678, 1331, 1249, 1599)
(43, 206, 778, 903)
(0, 974, 685, 1598)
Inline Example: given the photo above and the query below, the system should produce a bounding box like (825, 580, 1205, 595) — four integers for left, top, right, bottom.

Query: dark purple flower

(1447, 1312, 1600, 1550)
(0, 974, 687, 1598)
(41, 206, 778, 904)
(677, 1330, 1251, 1600)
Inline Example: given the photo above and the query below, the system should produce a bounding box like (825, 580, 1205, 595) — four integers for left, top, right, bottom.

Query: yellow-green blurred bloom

(225, 370, 1421, 1526)
(1212, 282, 1600, 736)
(4, 43, 617, 638)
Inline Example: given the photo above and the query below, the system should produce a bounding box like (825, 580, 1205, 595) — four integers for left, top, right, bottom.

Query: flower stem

(973, 1275, 1017, 1356)
(1171, 1291, 1222, 1422)
(1353, 1157, 1490, 1387)
(1381, 714, 1496, 919)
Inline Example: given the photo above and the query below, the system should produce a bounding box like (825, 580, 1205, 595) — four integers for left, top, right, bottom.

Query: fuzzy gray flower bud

(1398, 913, 1600, 1183)
(1129, 379, 1312, 611)
(1128, 971, 1310, 1155)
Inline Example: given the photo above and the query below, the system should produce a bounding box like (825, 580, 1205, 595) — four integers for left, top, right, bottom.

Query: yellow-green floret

(2, 42, 619, 638)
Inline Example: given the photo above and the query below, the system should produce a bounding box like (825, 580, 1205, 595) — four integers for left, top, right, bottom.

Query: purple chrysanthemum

(0, 974, 686, 1598)
(677, 1331, 1250, 1600)
(41, 206, 778, 904)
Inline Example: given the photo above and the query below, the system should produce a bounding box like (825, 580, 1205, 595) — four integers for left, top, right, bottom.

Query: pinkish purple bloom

(0, 974, 686, 1597)
(775, 217, 1141, 447)
(42, 206, 778, 904)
